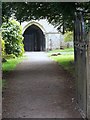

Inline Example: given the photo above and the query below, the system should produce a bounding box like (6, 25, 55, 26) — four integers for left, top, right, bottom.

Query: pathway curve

(3, 52, 81, 118)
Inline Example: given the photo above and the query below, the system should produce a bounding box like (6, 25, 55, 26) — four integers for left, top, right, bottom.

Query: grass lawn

(2, 55, 26, 88)
(2, 56, 25, 72)
(48, 47, 74, 54)
(47, 48, 75, 76)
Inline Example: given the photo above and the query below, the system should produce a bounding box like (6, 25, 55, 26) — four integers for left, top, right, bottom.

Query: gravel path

(2, 52, 81, 118)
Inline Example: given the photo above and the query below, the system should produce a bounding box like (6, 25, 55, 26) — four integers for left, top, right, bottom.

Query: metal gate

(74, 12, 88, 118)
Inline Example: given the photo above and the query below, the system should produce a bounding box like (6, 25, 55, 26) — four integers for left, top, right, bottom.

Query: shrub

(1, 39, 5, 57)
(4, 54, 16, 59)
(2, 19, 24, 57)
(64, 31, 73, 42)
(1, 38, 7, 63)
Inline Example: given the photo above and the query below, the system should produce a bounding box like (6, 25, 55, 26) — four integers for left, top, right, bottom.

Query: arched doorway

(23, 24, 45, 51)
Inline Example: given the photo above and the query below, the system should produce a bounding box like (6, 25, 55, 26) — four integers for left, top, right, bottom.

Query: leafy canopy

(2, 2, 90, 33)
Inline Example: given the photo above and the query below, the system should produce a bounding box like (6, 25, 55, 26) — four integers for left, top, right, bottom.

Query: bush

(1, 39, 5, 57)
(4, 54, 16, 59)
(2, 19, 24, 57)
(64, 31, 73, 42)
(1, 38, 7, 63)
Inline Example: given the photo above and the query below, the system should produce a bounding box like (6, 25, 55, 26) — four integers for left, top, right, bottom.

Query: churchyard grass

(48, 47, 74, 54)
(2, 56, 25, 72)
(2, 55, 26, 88)
(47, 48, 75, 76)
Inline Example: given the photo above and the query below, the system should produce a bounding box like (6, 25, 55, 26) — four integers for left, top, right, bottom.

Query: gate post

(86, 29, 90, 119)
(75, 12, 90, 119)
(0, 1, 2, 119)
(74, 11, 87, 118)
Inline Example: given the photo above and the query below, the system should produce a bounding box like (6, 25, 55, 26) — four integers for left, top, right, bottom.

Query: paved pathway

(3, 52, 81, 118)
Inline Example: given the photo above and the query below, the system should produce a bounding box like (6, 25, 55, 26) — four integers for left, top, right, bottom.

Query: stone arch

(23, 21, 47, 51)
(23, 21, 47, 35)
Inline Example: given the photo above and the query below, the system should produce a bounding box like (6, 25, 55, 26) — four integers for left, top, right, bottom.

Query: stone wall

(46, 34, 61, 50)
(22, 20, 74, 51)
(46, 33, 73, 50)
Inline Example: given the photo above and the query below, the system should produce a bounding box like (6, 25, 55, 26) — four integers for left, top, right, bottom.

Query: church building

(22, 19, 65, 51)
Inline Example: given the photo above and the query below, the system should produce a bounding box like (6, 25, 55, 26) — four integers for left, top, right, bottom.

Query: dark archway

(23, 24, 45, 51)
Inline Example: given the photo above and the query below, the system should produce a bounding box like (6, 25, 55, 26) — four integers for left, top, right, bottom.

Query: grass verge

(51, 55, 74, 75)
(48, 47, 74, 54)
(2, 56, 25, 72)
(47, 48, 75, 76)
(2, 55, 26, 88)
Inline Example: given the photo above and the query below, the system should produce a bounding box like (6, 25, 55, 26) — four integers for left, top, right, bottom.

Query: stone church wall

(22, 20, 74, 51)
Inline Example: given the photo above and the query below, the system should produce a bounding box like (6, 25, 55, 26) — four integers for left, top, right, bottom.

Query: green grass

(2, 56, 25, 72)
(48, 47, 74, 54)
(47, 48, 75, 76)
(51, 54, 74, 74)
(2, 55, 26, 88)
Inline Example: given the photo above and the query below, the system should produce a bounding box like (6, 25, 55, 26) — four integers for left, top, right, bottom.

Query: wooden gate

(74, 11, 89, 118)
(23, 26, 45, 52)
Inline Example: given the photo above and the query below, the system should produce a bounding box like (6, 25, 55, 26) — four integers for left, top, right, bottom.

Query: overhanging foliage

(2, 2, 90, 33)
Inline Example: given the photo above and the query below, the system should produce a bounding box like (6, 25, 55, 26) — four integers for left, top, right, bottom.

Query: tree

(2, 2, 90, 33)
(2, 19, 24, 57)
(64, 31, 73, 42)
